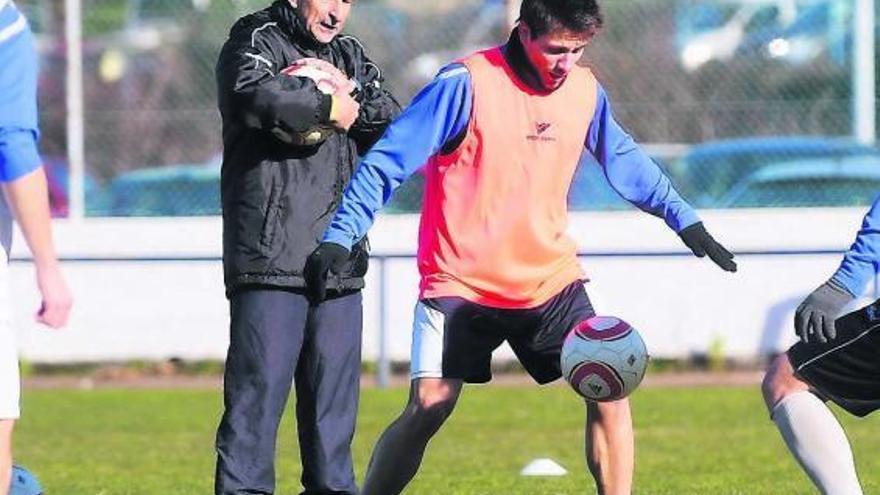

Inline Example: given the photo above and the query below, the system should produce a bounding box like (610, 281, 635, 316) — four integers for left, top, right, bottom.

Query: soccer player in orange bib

(306, 1, 736, 493)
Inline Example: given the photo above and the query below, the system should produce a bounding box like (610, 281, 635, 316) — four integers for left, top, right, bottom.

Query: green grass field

(13, 383, 880, 494)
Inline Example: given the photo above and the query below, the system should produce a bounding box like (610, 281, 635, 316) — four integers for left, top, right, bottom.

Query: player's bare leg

(585, 398, 633, 495)
(0, 420, 13, 495)
(762, 354, 863, 494)
(362, 378, 463, 495)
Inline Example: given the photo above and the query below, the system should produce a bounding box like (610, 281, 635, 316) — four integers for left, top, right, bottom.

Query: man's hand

(282, 58, 360, 131)
(304, 242, 350, 303)
(679, 222, 737, 272)
(330, 92, 360, 132)
(35, 262, 72, 328)
(795, 280, 854, 344)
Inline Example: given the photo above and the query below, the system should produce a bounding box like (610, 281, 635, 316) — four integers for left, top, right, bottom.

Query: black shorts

(411, 281, 595, 384)
(788, 298, 880, 417)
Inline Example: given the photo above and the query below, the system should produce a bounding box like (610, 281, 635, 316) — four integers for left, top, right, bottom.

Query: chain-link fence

(17, 0, 880, 217)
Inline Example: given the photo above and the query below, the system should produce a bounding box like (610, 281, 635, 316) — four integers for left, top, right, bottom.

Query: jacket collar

(270, 0, 331, 54)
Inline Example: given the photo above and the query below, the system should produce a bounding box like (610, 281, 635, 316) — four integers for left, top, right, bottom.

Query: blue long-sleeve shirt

(0, 1, 41, 183)
(832, 196, 880, 296)
(323, 63, 699, 249)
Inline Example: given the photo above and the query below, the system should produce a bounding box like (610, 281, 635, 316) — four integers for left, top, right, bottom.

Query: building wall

(9, 208, 876, 362)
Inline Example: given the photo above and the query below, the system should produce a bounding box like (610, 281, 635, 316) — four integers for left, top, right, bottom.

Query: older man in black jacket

(214, 1, 399, 494)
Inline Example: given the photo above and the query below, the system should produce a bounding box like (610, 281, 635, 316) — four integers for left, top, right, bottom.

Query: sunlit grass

(13, 384, 880, 494)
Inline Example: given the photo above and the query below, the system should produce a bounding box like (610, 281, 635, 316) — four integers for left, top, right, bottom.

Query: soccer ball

(11, 465, 43, 495)
(273, 64, 342, 146)
(560, 316, 649, 402)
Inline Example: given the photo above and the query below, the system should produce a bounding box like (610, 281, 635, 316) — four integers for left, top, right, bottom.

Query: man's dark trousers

(215, 288, 362, 495)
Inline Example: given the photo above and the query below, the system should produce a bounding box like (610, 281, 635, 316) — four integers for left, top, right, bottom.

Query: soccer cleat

(11, 465, 44, 495)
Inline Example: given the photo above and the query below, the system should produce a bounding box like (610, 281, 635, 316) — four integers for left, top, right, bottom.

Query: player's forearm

(324, 145, 414, 249)
(834, 240, 879, 296)
(2, 167, 59, 268)
(609, 151, 699, 232)
(589, 121, 697, 230)
(323, 69, 473, 247)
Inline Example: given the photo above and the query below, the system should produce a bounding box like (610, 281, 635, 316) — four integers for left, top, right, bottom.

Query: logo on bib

(527, 122, 555, 142)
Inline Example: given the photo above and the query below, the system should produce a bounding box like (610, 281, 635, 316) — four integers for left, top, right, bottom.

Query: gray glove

(794, 279, 855, 344)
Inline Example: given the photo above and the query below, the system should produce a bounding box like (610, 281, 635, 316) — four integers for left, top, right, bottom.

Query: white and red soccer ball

(561, 316, 649, 402)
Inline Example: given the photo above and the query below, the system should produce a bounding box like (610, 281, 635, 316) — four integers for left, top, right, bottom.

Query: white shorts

(0, 234, 19, 420)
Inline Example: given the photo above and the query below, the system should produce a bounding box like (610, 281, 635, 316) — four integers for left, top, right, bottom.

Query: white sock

(772, 391, 863, 495)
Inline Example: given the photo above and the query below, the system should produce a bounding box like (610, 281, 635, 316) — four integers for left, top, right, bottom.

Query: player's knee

(761, 354, 805, 412)
(761, 355, 787, 407)
(413, 394, 457, 423)
(407, 386, 459, 430)
(588, 397, 630, 423)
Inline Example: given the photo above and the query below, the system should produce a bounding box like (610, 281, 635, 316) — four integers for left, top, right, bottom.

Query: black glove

(304, 242, 350, 303)
(794, 279, 854, 344)
(679, 222, 737, 272)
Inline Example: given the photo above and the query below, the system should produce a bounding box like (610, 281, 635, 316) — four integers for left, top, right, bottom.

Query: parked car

(107, 158, 220, 217)
(674, 136, 880, 207)
(718, 155, 880, 208)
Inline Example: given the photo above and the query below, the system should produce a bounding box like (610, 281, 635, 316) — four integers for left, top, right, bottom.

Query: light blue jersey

(0, 0, 41, 184)
(832, 196, 880, 296)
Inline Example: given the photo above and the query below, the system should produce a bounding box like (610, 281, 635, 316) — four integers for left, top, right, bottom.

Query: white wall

(8, 208, 876, 363)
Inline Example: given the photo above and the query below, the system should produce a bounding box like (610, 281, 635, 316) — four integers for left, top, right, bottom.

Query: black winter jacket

(216, 1, 399, 296)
